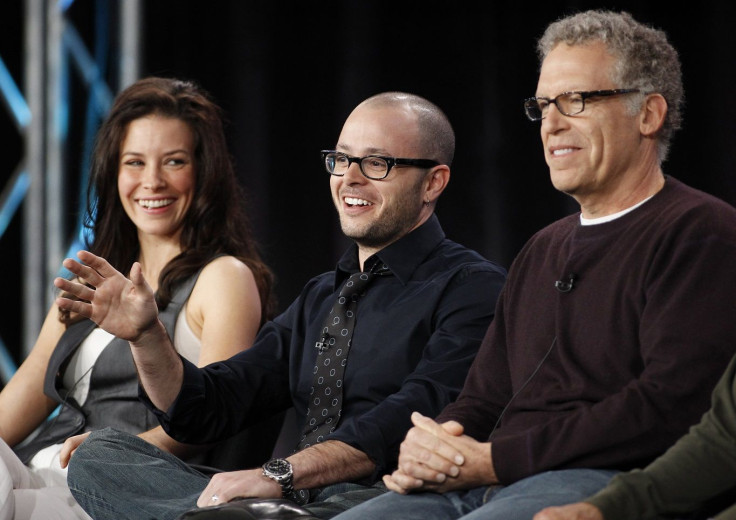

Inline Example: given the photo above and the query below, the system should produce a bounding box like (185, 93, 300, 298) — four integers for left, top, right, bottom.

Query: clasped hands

(386, 414, 603, 519)
(384, 411, 496, 494)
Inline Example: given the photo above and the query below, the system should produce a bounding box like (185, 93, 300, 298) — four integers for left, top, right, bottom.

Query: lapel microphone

(554, 273, 577, 293)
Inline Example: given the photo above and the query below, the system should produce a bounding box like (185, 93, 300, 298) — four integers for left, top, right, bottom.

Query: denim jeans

(306, 481, 387, 518)
(67, 428, 209, 520)
(331, 468, 618, 520)
(67, 428, 389, 520)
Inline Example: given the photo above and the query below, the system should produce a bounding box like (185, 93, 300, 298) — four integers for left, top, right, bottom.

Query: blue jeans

(307, 481, 387, 518)
(68, 428, 388, 520)
(67, 428, 209, 520)
(331, 468, 618, 520)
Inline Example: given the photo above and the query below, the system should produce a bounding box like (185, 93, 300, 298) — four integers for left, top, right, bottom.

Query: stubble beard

(340, 184, 426, 251)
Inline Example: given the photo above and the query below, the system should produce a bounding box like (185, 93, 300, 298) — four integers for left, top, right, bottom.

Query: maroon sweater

(439, 177, 736, 484)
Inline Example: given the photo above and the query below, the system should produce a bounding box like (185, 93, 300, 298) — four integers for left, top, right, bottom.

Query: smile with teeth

(552, 148, 577, 156)
(344, 197, 373, 207)
(138, 198, 174, 209)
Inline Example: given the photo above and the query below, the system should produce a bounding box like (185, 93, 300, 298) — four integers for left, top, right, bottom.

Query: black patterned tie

(298, 260, 390, 450)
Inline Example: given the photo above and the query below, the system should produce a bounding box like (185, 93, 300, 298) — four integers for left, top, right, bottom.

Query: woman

(0, 77, 274, 519)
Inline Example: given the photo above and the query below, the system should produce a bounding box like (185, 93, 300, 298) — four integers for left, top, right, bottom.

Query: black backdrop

(2, 1, 736, 362)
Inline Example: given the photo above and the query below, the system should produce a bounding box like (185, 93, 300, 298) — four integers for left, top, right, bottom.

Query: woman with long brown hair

(0, 76, 274, 520)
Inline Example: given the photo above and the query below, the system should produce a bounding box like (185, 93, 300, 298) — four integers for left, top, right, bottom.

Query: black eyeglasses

(523, 89, 641, 121)
(321, 150, 439, 180)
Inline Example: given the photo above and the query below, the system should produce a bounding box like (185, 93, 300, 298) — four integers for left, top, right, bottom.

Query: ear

(423, 165, 451, 205)
(639, 93, 668, 137)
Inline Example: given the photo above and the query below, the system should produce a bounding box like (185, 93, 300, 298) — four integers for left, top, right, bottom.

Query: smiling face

(537, 42, 651, 213)
(117, 115, 196, 244)
(330, 104, 434, 259)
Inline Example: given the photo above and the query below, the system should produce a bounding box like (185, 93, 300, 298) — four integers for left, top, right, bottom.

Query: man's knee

(68, 428, 146, 484)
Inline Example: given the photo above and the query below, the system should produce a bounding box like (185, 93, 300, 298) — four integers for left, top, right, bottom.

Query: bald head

(356, 92, 455, 167)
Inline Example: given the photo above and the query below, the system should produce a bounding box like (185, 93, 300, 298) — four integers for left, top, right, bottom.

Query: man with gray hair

(332, 10, 736, 520)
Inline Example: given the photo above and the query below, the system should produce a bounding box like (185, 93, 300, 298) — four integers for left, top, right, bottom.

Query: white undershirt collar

(580, 195, 654, 226)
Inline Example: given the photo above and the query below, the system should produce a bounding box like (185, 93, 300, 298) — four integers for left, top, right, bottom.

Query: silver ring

(210, 494, 219, 502)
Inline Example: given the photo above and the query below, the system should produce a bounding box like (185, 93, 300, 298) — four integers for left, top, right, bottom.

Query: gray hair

(537, 10, 683, 162)
(359, 92, 456, 166)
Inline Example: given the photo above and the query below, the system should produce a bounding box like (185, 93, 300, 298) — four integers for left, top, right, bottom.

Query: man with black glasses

(331, 10, 736, 520)
(57, 92, 507, 520)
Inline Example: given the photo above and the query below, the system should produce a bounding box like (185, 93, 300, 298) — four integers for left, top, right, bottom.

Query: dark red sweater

(439, 177, 736, 484)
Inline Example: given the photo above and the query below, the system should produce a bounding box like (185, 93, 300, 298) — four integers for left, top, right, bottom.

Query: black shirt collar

(334, 214, 446, 288)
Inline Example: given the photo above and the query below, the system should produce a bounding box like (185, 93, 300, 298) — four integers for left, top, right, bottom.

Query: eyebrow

(534, 86, 595, 97)
(121, 148, 191, 157)
(335, 145, 390, 156)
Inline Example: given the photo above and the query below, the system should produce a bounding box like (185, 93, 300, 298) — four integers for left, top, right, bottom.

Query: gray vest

(14, 271, 200, 463)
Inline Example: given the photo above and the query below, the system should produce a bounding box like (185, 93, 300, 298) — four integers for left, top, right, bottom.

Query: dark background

(1, 0, 735, 364)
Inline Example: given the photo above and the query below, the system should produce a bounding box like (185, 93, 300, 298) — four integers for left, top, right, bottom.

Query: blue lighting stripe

(0, 337, 17, 384)
(58, 0, 108, 279)
(0, 170, 30, 239)
(0, 56, 31, 131)
(63, 25, 113, 114)
(58, 0, 76, 12)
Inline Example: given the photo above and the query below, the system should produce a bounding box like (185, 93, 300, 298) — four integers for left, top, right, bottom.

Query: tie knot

(371, 262, 391, 276)
(364, 256, 391, 275)
(340, 271, 374, 299)
(338, 259, 391, 299)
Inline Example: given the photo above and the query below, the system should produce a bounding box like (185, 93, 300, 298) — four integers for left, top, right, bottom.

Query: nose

(343, 160, 368, 184)
(541, 102, 567, 134)
(142, 164, 166, 190)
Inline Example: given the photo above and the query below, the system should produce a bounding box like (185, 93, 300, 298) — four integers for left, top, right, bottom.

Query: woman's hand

(59, 431, 91, 468)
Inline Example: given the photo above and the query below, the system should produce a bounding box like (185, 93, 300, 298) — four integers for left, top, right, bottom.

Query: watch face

(264, 458, 291, 478)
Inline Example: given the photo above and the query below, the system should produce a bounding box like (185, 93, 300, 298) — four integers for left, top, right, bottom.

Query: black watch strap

(290, 488, 310, 506)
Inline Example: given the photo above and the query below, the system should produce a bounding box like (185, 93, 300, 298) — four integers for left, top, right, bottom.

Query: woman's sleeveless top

(14, 270, 203, 463)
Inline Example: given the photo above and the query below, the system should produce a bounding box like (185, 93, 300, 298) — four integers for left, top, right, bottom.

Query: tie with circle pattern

(297, 260, 390, 450)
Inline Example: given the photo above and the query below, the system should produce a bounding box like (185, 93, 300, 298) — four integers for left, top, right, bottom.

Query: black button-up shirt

(149, 215, 507, 478)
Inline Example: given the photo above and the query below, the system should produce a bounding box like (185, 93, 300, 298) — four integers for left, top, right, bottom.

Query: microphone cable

(488, 336, 558, 440)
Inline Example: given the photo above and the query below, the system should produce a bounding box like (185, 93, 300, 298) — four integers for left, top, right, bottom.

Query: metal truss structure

(0, 0, 141, 383)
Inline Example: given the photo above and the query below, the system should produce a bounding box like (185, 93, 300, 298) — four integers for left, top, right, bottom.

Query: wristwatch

(261, 458, 309, 505)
